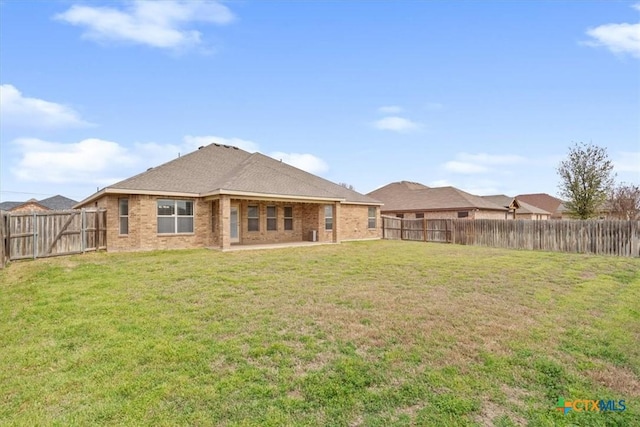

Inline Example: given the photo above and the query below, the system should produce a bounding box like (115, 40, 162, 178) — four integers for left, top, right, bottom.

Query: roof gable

(515, 193, 564, 214)
(482, 195, 550, 215)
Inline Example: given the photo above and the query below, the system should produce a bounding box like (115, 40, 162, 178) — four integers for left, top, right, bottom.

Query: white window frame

(119, 198, 129, 235)
(284, 206, 293, 231)
(266, 205, 277, 231)
(248, 205, 259, 232)
(324, 205, 333, 231)
(157, 199, 194, 234)
(367, 207, 376, 229)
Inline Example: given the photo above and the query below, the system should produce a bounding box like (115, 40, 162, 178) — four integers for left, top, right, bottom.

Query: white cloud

(456, 152, 526, 165)
(11, 134, 330, 186)
(443, 152, 526, 174)
(372, 116, 420, 133)
(269, 152, 329, 175)
(429, 179, 452, 187)
(55, 0, 234, 50)
(378, 105, 403, 114)
(584, 4, 640, 58)
(614, 151, 640, 173)
(0, 84, 91, 129)
(585, 23, 640, 57)
(12, 138, 134, 184)
(460, 184, 501, 196)
(443, 161, 489, 174)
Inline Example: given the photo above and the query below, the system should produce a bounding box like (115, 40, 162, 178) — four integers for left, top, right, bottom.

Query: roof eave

(74, 188, 200, 208)
(202, 189, 346, 203)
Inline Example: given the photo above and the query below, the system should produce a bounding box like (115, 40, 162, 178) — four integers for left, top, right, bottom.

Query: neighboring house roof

(367, 181, 507, 212)
(39, 195, 78, 210)
(515, 193, 565, 215)
(0, 195, 78, 211)
(482, 195, 550, 215)
(393, 181, 431, 191)
(77, 144, 381, 206)
(0, 201, 21, 211)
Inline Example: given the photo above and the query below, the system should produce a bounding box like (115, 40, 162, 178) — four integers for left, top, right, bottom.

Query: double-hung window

(157, 199, 194, 234)
(119, 198, 129, 235)
(284, 206, 293, 231)
(367, 207, 376, 229)
(324, 205, 333, 231)
(266, 206, 277, 231)
(248, 205, 259, 231)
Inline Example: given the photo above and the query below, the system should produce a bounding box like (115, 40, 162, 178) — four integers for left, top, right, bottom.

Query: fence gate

(6, 209, 107, 261)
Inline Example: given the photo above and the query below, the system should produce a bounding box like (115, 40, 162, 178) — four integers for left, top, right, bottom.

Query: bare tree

(338, 182, 355, 191)
(608, 183, 640, 220)
(557, 142, 615, 219)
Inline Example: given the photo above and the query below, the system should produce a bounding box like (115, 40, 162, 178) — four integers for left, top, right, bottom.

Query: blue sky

(1, 0, 639, 203)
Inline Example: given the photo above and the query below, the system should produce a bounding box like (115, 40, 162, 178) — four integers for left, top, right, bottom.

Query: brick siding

(84, 195, 380, 251)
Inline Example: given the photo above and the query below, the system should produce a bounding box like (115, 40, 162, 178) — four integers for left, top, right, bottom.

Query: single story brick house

(75, 143, 382, 251)
(367, 181, 509, 219)
(481, 195, 551, 220)
(515, 193, 568, 219)
(0, 195, 77, 212)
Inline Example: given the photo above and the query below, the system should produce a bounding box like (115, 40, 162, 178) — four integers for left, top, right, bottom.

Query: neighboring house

(515, 193, 567, 219)
(0, 195, 77, 212)
(481, 195, 551, 220)
(367, 181, 509, 219)
(75, 143, 382, 251)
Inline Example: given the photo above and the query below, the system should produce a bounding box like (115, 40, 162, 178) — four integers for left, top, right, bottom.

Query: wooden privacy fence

(1, 209, 106, 265)
(0, 212, 8, 268)
(382, 216, 640, 257)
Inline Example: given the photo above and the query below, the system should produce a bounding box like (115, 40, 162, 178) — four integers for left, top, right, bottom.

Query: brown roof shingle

(85, 143, 379, 204)
(368, 181, 507, 212)
(515, 193, 564, 215)
(482, 195, 550, 215)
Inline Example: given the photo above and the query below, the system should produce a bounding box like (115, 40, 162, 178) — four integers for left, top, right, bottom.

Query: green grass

(1, 240, 638, 426)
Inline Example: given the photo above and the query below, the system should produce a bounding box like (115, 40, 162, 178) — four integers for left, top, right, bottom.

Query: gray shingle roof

(368, 181, 507, 212)
(0, 201, 21, 211)
(98, 143, 379, 204)
(0, 195, 77, 211)
(39, 195, 78, 210)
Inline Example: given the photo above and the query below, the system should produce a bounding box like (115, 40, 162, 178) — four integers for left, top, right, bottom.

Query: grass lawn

(1, 240, 638, 426)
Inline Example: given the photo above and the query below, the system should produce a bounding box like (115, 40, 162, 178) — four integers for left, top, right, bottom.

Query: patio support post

(333, 201, 341, 243)
(219, 195, 231, 250)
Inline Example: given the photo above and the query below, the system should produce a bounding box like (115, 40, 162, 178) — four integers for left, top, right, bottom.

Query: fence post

(81, 209, 86, 253)
(382, 216, 386, 239)
(0, 212, 6, 268)
(633, 221, 639, 257)
(400, 218, 404, 240)
(423, 218, 427, 242)
(32, 211, 37, 259)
